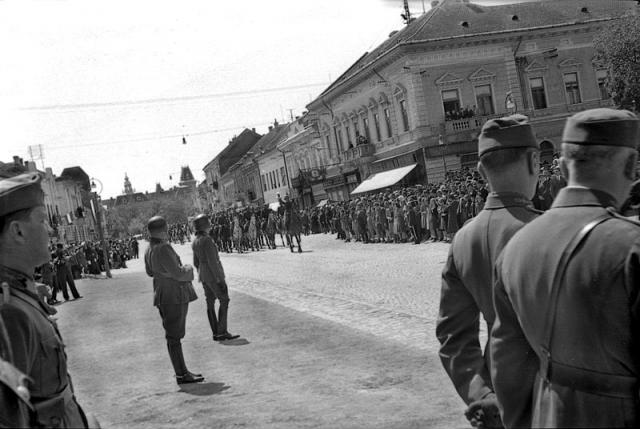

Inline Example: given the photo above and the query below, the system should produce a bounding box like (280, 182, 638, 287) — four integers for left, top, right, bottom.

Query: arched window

(540, 140, 555, 164)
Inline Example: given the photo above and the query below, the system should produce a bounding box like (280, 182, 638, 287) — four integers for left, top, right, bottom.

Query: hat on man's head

(192, 214, 211, 232)
(147, 216, 167, 238)
(562, 108, 639, 148)
(478, 114, 538, 157)
(0, 172, 44, 218)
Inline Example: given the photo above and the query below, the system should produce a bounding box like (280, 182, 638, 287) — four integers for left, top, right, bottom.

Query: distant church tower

(123, 173, 134, 195)
(179, 165, 196, 188)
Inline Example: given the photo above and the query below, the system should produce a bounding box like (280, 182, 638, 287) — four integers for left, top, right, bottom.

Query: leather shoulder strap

(540, 213, 611, 374)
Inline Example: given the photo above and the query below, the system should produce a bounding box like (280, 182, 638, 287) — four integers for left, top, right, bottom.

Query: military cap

(0, 172, 44, 218)
(192, 213, 211, 232)
(478, 114, 538, 157)
(147, 215, 167, 233)
(562, 108, 639, 148)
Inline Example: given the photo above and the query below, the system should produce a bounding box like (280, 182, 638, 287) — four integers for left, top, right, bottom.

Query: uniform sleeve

(626, 239, 640, 328)
(490, 255, 538, 429)
(0, 306, 38, 377)
(436, 244, 493, 404)
(192, 242, 200, 270)
(204, 238, 225, 282)
(155, 244, 193, 282)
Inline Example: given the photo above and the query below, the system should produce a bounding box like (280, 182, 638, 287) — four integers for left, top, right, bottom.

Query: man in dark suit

(191, 214, 239, 342)
(53, 243, 81, 301)
(145, 216, 203, 385)
(436, 115, 540, 429)
(491, 108, 640, 428)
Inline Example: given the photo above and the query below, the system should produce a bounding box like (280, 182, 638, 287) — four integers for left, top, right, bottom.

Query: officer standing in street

(191, 214, 239, 342)
(436, 115, 540, 429)
(490, 108, 640, 428)
(0, 173, 92, 427)
(145, 216, 204, 385)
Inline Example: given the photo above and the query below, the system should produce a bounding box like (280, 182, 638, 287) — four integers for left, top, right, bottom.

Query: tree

(594, 14, 640, 112)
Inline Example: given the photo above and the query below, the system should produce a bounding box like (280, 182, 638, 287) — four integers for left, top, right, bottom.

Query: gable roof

(314, 0, 635, 100)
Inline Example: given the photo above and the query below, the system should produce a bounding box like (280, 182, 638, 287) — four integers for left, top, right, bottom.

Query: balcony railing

(525, 99, 614, 118)
(342, 143, 376, 161)
(444, 113, 503, 134)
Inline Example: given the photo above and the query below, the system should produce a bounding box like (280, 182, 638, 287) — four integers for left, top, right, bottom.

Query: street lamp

(90, 177, 112, 279)
(438, 134, 448, 174)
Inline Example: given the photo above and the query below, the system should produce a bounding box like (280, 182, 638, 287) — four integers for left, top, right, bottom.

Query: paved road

(54, 234, 470, 428)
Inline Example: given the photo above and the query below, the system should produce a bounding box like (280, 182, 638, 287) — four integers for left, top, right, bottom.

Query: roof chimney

(268, 126, 273, 132)
(12, 156, 20, 166)
(252, 128, 256, 133)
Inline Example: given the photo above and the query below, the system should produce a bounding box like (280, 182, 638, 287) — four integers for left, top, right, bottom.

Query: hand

(464, 393, 503, 429)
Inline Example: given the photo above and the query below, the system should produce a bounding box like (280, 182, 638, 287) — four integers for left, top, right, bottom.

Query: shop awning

(316, 199, 328, 208)
(350, 164, 417, 195)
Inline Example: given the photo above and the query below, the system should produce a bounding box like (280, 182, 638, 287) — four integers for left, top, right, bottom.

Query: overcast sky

(0, 0, 544, 198)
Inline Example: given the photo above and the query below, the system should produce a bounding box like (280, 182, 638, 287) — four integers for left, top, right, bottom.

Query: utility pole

(93, 192, 112, 278)
(287, 108, 295, 122)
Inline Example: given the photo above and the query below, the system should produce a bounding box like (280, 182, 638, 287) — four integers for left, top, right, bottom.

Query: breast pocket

(39, 335, 66, 393)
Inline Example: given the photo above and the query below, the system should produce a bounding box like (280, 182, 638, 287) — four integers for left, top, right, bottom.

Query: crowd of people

(33, 237, 139, 305)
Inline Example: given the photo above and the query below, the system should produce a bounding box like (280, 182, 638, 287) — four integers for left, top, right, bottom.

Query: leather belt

(540, 357, 638, 399)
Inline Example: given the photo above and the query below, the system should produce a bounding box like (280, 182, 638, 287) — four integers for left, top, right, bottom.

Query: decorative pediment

(435, 72, 463, 87)
(368, 97, 378, 109)
(558, 57, 582, 68)
(378, 92, 390, 105)
(525, 60, 548, 73)
(393, 84, 407, 97)
(468, 67, 496, 82)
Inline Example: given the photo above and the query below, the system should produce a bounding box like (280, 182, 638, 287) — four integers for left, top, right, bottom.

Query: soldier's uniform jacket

(0, 265, 86, 428)
(436, 192, 539, 405)
(144, 240, 197, 306)
(491, 187, 640, 428)
(192, 232, 225, 285)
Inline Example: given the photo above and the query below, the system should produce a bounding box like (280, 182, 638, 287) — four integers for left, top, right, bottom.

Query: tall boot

(206, 307, 218, 339)
(167, 342, 187, 377)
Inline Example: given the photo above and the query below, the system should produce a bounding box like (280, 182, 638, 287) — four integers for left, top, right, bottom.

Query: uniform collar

(483, 192, 534, 210)
(551, 186, 618, 209)
(0, 264, 34, 289)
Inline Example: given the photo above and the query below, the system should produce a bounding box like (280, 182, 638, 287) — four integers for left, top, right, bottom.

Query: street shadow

(179, 382, 230, 396)
(220, 338, 250, 346)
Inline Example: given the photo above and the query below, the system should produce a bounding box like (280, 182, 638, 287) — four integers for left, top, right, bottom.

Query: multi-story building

(277, 116, 331, 206)
(202, 128, 262, 209)
(0, 156, 96, 243)
(306, 0, 635, 198)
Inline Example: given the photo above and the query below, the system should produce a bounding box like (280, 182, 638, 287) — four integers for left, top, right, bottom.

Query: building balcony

(443, 113, 503, 134)
(342, 143, 376, 162)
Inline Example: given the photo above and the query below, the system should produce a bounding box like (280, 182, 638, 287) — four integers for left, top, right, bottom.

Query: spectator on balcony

(355, 131, 368, 146)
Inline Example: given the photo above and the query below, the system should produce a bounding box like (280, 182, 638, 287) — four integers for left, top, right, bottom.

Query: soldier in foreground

(191, 214, 239, 341)
(436, 115, 540, 429)
(0, 173, 92, 427)
(491, 108, 640, 428)
(145, 216, 204, 385)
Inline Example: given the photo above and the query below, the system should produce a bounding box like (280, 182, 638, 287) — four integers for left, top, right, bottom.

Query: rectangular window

(325, 135, 332, 157)
(529, 77, 547, 110)
(442, 89, 461, 116)
(270, 171, 275, 189)
(333, 126, 342, 154)
(475, 84, 495, 116)
(280, 167, 286, 186)
(362, 117, 370, 141)
(262, 175, 267, 192)
(596, 69, 609, 100)
(373, 112, 381, 141)
(564, 72, 581, 105)
(399, 99, 409, 132)
(352, 119, 360, 137)
(345, 125, 352, 147)
(383, 108, 393, 138)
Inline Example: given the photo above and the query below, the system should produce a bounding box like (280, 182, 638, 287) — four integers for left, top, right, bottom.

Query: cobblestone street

(219, 233, 451, 352)
(54, 234, 470, 428)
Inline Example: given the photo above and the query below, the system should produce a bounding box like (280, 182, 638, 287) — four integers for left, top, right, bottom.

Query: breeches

(158, 304, 188, 345)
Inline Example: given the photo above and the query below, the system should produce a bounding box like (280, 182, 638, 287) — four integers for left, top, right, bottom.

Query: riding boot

(207, 307, 218, 338)
(167, 342, 187, 377)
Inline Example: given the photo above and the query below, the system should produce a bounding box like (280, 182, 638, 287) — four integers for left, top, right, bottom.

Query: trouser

(203, 281, 230, 337)
(55, 265, 80, 300)
(158, 303, 189, 376)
